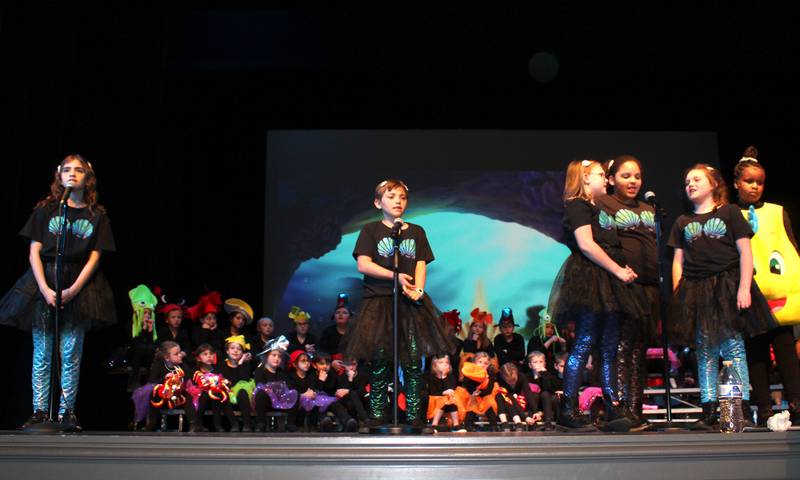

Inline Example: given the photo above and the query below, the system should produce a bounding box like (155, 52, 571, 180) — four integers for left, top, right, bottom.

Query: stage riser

(1, 432, 798, 480)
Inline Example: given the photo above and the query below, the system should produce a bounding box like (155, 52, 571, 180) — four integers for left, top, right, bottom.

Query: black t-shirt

(667, 204, 753, 279)
(461, 339, 495, 357)
(353, 221, 434, 298)
(219, 360, 253, 385)
(596, 195, 658, 284)
(156, 327, 191, 353)
(319, 325, 345, 355)
(493, 333, 526, 367)
(20, 204, 115, 262)
(428, 372, 457, 396)
(563, 198, 624, 264)
(254, 367, 287, 384)
(287, 331, 317, 353)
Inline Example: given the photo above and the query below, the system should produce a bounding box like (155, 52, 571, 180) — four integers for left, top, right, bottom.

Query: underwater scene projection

(278, 210, 570, 339)
(265, 129, 720, 338)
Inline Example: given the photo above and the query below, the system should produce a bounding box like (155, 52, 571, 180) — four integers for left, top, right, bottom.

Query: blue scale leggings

(563, 310, 621, 401)
(696, 330, 749, 403)
(32, 307, 86, 417)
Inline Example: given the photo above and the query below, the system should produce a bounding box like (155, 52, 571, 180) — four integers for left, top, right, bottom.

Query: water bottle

(718, 361, 744, 433)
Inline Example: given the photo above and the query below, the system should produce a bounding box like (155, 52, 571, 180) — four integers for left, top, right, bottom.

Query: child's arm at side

(735, 238, 753, 310)
(29, 240, 55, 306)
(671, 248, 684, 291)
(574, 226, 636, 283)
(63, 249, 101, 304)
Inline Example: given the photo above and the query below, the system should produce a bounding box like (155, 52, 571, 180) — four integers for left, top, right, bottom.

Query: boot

(741, 400, 755, 428)
(20, 411, 49, 430)
(756, 407, 773, 427)
(691, 401, 719, 431)
(600, 394, 631, 432)
(59, 410, 82, 433)
(558, 396, 594, 430)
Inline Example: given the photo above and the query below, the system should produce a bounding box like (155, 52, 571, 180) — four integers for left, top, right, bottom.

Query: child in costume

(188, 291, 224, 352)
(220, 334, 255, 432)
(336, 356, 370, 428)
(312, 352, 358, 432)
(128, 285, 159, 390)
(493, 307, 526, 369)
(455, 351, 499, 431)
(525, 350, 561, 430)
(0, 154, 116, 431)
(461, 308, 496, 359)
(186, 344, 232, 432)
(496, 362, 540, 431)
(426, 354, 462, 432)
(253, 336, 298, 432)
(252, 316, 275, 361)
(596, 155, 659, 431)
(223, 297, 254, 345)
(548, 159, 645, 431)
(320, 294, 353, 372)
(133, 340, 195, 431)
(287, 306, 317, 354)
(669, 163, 775, 430)
(526, 308, 567, 370)
(155, 289, 190, 356)
(287, 350, 335, 431)
(734, 147, 800, 425)
(343, 179, 454, 427)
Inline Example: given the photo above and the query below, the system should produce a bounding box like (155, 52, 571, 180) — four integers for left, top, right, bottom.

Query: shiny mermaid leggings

(696, 331, 749, 403)
(369, 326, 422, 422)
(563, 310, 620, 401)
(32, 306, 86, 417)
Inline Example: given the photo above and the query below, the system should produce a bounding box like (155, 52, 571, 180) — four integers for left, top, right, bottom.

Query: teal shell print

(747, 205, 759, 234)
(614, 209, 641, 230)
(702, 217, 727, 239)
(640, 210, 656, 231)
(399, 239, 416, 259)
(599, 210, 615, 230)
(48, 216, 66, 235)
(683, 221, 703, 244)
(377, 237, 394, 258)
(70, 219, 94, 239)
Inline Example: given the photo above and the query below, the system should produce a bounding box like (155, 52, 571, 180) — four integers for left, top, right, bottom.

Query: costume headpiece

(469, 307, 493, 326)
(289, 306, 311, 324)
(224, 298, 254, 325)
(129, 284, 158, 342)
(497, 307, 519, 327)
(186, 291, 222, 321)
(225, 335, 251, 351)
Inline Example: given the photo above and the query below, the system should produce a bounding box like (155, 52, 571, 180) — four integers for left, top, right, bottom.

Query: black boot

(692, 402, 719, 431)
(600, 394, 631, 432)
(59, 410, 82, 433)
(20, 411, 49, 430)
(741, 400, 755, 428)
(558, 396, 595, 430)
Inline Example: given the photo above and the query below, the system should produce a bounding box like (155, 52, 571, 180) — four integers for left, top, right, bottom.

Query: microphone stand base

(21, 420, 67, 435)
(367, 424, 432, 435)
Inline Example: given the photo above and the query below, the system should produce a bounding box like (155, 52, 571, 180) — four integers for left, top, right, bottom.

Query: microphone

(644, 191, 657, 206)
(59, 182, 75, 206)
(391, 217, 404, 236)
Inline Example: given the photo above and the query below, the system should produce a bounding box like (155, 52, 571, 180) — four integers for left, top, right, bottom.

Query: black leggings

(746, 326, 800, 411)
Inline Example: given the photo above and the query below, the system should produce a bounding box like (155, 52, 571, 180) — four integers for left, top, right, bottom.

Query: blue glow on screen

(279, 211, 569, 335)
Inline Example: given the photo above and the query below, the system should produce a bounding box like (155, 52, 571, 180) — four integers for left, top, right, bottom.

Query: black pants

(746, 326, 800, 412)
(221, 390, 253, 430)
(529, 391, 556, 422)
(340, 391, 368, 421)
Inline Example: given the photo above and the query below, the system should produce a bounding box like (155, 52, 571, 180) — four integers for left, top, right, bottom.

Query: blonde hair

(563, 159, 601, 203)
(431, 354, 452, 376)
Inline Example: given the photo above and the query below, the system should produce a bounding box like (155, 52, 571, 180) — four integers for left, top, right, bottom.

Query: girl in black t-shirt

(597, 155, 659, 431)
(0, 154, 116, 431)
(548, 160, 645, 431)
(668, 163, 775, 430)
(342, 179, 454, 428)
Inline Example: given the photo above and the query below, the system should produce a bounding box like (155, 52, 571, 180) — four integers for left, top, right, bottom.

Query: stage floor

(1, 429, 799, 479)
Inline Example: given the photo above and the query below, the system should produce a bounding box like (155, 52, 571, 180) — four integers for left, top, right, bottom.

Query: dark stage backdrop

(266, 130, 719, 336)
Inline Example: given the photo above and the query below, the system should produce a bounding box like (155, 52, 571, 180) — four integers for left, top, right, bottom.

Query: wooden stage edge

(1, 430, 799, 479)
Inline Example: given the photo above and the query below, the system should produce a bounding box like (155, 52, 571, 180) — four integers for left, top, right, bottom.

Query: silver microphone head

(644, 191, 656, 201)
(393, 217, 404, 225)
(64, 180, 76, 189)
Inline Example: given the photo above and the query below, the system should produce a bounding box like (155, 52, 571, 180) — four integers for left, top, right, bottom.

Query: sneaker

(20, 411, 49, 430)
(454, 426, 468, 433)
(59, 410, 82, 433)
(344, 418, 359, 433)
(318, 417, 336, 432)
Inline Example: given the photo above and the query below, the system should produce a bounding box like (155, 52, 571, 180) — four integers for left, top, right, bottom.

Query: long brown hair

(685, 163, 728, 206)
(563, 159, 600, 203)
(36, 154, 104, 216)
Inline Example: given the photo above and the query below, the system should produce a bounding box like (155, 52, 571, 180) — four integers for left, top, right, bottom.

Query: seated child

(496, 362, 540, 431)
(253, 336, 298, 432)
(455, 351, 499, 431)
(186, 344, 232, 432)
(426, 353, 463, 432)
(312, 352, 358, 432)
(219, 335, 255, 432)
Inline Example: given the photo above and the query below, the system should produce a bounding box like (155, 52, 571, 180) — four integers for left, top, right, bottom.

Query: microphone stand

(651, 199, 684, 431)
(370, 223, 424, 434)
(24, 195, 71, 433)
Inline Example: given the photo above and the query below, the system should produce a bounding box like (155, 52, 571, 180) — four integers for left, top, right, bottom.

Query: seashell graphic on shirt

(702, 217, 727, 239)
(614, 209, 641, 230)
(683, 221, 703, 244)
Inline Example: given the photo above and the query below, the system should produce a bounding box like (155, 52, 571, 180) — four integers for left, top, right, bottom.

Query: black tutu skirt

(668, 268, 776, 346)
(619, 283, 661, 347)
(343, 293, 455, 363)
(0, 263, 116, 332)
(548, 253, 650, 328)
